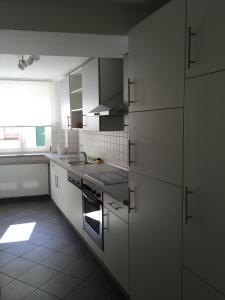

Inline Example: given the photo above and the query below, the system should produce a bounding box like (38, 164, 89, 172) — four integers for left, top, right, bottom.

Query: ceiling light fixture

(17, 54, 40, 71)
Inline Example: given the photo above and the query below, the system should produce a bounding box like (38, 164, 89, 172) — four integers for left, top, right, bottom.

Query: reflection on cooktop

(85, 170, 128, 185)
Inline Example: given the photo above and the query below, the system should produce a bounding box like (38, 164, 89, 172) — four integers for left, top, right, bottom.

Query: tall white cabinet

(186, 0, 225, 78)
(128, 0, 185, 299)
(183, 71, 225, 298)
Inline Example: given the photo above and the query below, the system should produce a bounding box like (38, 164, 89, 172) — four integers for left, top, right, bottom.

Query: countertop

(46, 153, 129, 204)
(0, 153, 129, 203)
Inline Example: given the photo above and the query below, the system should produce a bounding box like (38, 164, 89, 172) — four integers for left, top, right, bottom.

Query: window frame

(0, 126, 52, 154)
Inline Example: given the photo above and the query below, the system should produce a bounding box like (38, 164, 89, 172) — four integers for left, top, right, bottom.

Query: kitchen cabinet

(60, 76, 71, 130)
(60, 71, 83, 130)
(103, 203, 128, 292)
(50, 162, 83, 235)
(183, 269, 225, 300)
(82, 57, 124, 131)
(183, 71, 225, 295)
(0, 164, 49, 199)
(129, 171, 182, 300)
(63, 180, 83, 235)
(128, 0, 185, 112)
(129, 108, 183, 186)
(186, 0, 225, 78)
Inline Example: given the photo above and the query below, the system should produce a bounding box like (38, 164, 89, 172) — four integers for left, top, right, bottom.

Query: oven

(82, 180, 103, 250)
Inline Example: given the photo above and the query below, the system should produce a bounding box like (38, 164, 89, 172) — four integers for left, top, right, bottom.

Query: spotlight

(33, 55, 40, 62)
(26, 55, 34, 66)
(17, 54, 40, 71)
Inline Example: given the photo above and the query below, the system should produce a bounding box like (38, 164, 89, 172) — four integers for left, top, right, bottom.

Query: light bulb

(26, 55, 34, 66)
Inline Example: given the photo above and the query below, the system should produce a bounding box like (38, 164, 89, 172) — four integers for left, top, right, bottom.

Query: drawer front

(104, 193, 128, 223)
(50, 161, 67, 178)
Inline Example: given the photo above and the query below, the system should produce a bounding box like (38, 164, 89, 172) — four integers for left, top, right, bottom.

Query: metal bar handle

(129, 140, 135, 166)
(185, 187, 192, 224)
(188, 26, 196, 69)
(128, 78, 135, 106)
(67, 115, 71, 128)
(108, 202, 120, 211)
(104, 212, 109, 230)
(128, 188, 135, 213)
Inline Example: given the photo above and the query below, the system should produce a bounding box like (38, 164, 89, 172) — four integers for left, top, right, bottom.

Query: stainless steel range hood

(88, 104, 123, 116)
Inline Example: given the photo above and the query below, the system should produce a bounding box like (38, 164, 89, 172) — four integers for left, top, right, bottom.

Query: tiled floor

(0, 198, 127, 300)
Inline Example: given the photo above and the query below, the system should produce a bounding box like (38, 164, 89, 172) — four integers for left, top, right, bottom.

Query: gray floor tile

(19, 264, 58, 288)
(106, 288, 128, 300)
(40, 273, 82, 299)
(60, 241, 89, 258)
(29, 231, 53, 246)
(0, 257, 36, 278)
(41, 236, 71, 251)
(0, 279, 35, 300)
(0, 272, 13, 288)
(22, 246, 55, 263)
(66, 282, 109, 300)
(25, 289, 60, 300)
(87, 268, 115, 291)
(0, 251, 18, 268)
(63, 256, 99, 280)
(41, 252, 75, 271)
(6, 241, 36, 256)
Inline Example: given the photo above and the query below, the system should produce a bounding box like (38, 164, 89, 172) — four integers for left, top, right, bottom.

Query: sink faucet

(80, 151, 88, 164)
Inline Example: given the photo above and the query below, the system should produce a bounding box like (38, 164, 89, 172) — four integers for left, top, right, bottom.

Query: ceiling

(0, 55, 88, 81)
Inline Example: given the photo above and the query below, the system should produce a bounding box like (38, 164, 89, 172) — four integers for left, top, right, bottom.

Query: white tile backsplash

(78, 130, 129, 168)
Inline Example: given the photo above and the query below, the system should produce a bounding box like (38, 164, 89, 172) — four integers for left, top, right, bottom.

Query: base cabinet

(0, 163, 49, 199)
(183, 269, 225, 300)
(129, 171, 182, 300)
(103, 206, 128, 292)
(50, 162, 83, 235)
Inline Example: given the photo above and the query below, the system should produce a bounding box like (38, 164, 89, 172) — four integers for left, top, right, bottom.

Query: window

(0, 126, 51, 153)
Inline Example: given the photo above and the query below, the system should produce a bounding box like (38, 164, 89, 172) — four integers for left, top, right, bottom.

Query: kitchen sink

(59, 157, 95, 166)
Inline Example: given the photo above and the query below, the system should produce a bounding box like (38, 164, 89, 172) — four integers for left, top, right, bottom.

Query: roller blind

(0, 80, 54, 126)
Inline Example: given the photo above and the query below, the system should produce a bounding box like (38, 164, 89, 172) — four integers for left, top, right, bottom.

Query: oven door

(82, 191, 103, 249)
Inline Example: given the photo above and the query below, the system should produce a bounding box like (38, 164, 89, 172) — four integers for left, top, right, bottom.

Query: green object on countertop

(36, 127, 45, 147)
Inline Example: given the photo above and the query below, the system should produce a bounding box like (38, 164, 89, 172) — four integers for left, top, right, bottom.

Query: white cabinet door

(104, 206, 128, 292)
(63, 180, 83, 235)
(82, 58, 99, 131)
(50, 163, 57, 203)
(129, 172, 182, 300)
(0, 164, 49, 199)
(128, 0, 185, 112)
(129, 109, 183, 186)
(60, 75, 71, 130)
(183, 269, 225, 300)
(184, 72, 225, 295)
(186, 0, 225, 78)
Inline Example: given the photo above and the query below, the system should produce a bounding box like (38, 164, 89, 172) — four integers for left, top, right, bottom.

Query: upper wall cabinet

(60, 70, 83, 130)
(82, 58, 124, 131)
(128, 0, 186, 112)
(186, 0, 225, 78)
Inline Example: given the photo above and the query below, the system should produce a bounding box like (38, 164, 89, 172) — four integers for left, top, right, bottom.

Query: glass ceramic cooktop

(85, 170, 128, 185)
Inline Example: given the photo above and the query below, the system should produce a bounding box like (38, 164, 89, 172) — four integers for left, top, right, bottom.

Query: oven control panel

(82, 180, 102, 201)
(68, 171, 82, 189)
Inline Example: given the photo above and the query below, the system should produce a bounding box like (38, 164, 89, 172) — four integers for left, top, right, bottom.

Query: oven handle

(83, 191, 96, 203)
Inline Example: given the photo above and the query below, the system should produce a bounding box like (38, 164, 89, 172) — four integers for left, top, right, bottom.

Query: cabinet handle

(108, 202, 120, 210)
(128, 188, 135, 213)
(103, 213, 109, 230)
(129, 140, 135, 166)
(187, 26, 196, 69)
(128, 78, 135, 106)
(185, 187, 192, 224)
(67, 115, 71, 128)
